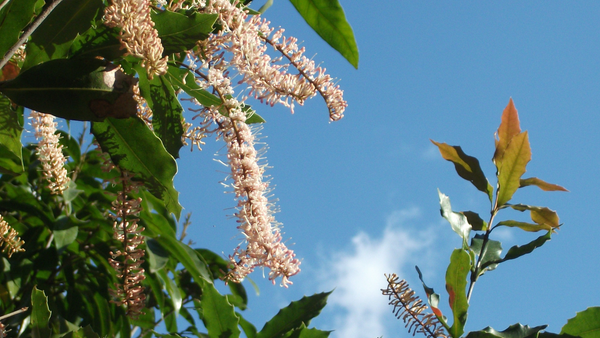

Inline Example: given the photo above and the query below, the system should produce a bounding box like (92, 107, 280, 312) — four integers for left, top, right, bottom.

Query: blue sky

(169, 1, 600, 338)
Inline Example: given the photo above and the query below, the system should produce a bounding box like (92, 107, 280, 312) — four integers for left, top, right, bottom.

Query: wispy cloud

(317, 207, 439, 338)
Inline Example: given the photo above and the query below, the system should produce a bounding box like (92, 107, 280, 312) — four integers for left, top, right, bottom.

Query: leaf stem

(466, 210, 498, 302)
(0, 0, 65, 70)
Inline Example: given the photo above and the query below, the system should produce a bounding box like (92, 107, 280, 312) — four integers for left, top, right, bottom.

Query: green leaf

(201, 282, 241, 338)
(286, 324, 331, 338)
(146, 238, 169, 272)
(0, 57, 138, 121)
(257, 291, 331, 338)
(92, 117, 182, 218)
(23, 0, 103, 69)
(157, 269, 183, 317)
(53, 216, 79, 253)
(465, 324, 547, 338)
(136, 66, 184, 159)
(31, 286, 52, 338)
(238, 315, 258, 338)
(496, 131, 531, 207)
(470, 235, 502, 274)
(496, 220, 553, 233)
(152, 11, 218, 55)
(438, 190, 471, 246)
(69, 25, 124, 60)
(416, 266, 448, 326)
(154, 235, 212, 284)
(520, 177, 568, 192)
(0, 0, 38, 58)
(510, 204, 561, 231)
(445, 249, 470, 338)
(288, 0, 359, 69)
(462, 211, 488, 231)
(431, 140, 493, 202)
(561, 307, 600, 338)
(500, 231, 552, 262)
(0, 94, 23, 167)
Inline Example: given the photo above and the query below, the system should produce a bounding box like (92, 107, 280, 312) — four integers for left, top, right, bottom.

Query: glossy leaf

(500, 231, 552, 262)
(495, 131, 531, 207)
(471, 235, 502, 274)
(416, 266, 447, 325)
(520, 177, 568, 192)
(465, 323, 547, 338)
(257, 291, 331, 338)
(153, 235, 212, 284)
(439, 190, 471, 245)
(445, 249, 470, 338)
(152, 11, 217, 55)
(31, 286, 52, 338)
(23, 0, 103, 69)
(288, 0, 359, 69)
(561, 307, 600, 338)
(432, 140, 493, 201)
(463, 211, 488, 232)
(201, 282, 241, 338)
(0, 58, 138, 121)
(157, 269, 183, 317)
(0, 94, 23, 165)
(136, 67, 184, 159)
(0, 0, 38, 58)
(496, 220, 553, 233)
(146, 238, 169, 272)
(92, 117, 182, 218)
(493, 98, 522, 168)
(510, 204, 560, 231)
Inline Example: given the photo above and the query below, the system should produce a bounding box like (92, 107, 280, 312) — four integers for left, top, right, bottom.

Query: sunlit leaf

(239, 315, 258, 338)
(288, 0, 359, 69)
(495, 131, 531, 206)
(23, 0, 103, 69)
(136, 66, 184, 158)
(31, 286, 52, 338)
(501, 231, 552, 262)
(92, 117, 182, 218)
(520, 177, 568, 192)
(465, 323, 547, 338)
(510, 204, 560, 230)
(1, 58, 138, 121)
(257, 291, 331, 338)
(439, 190, 471, 245)
(561, 307, 600, 338)
(201, 282, 241, 338)
(493, 98, 521, 168)
(470, 235, 502, 275)
(431, 140, 493, 202)
(153, 235, 212, 284)
(0, 0, 38, 58)
(445, 249, 470, 338)
(157, 269, 183, 317)
(496, 220, 553, 232)
(286, 324, 331, 338)
(152, 11, 217, 55)
(146, 238, 169, 272)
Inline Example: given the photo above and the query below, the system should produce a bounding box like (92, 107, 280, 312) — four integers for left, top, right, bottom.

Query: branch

(0, 0, 65, 70)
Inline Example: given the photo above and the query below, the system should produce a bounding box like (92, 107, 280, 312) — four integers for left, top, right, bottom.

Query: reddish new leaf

(496, 131, 531, 206)
(520, 177, 569, 192)
(493, 99, 521, 168)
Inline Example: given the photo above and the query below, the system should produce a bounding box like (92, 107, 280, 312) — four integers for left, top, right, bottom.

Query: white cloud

(317, 207, 438, 338)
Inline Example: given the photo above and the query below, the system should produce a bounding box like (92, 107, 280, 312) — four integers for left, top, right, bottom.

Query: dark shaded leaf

(431, 140, 493, 201)
(439, 190, 471, 245)
(257, 291, 331, 338)
(445, 249, 470, 338)
(471, 235, 502, 274)
(465, 323, 547, 338)
(462, 211, 487, 231)
(561, 307, 600, 338)
(496, 131, 531, 206)
(288, 0, 359, 69)
(500, 231, 552, 262)
(152, 11, 217, 55)
(53, 216, 79, 253)
(146, 238, 169, 272)
(0, 94, 23, 167)
(416, 266, 447, 325)
(31, 286, 52, 338)
(24, 0, 103, 69)
(69, 25, 124, 60)
(136, 67, 184, 158)
(1, 58, 138, 121)
(201, 282, 240, 338)
(0, 0, 38, 57)
(520, 177, 568, 192)
(92, 117, 182, 218)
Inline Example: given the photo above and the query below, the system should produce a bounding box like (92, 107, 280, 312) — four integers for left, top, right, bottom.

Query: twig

(0, 307, 28, 321)
(0, 0, 65, 70)
(0, 0, 11, 13)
